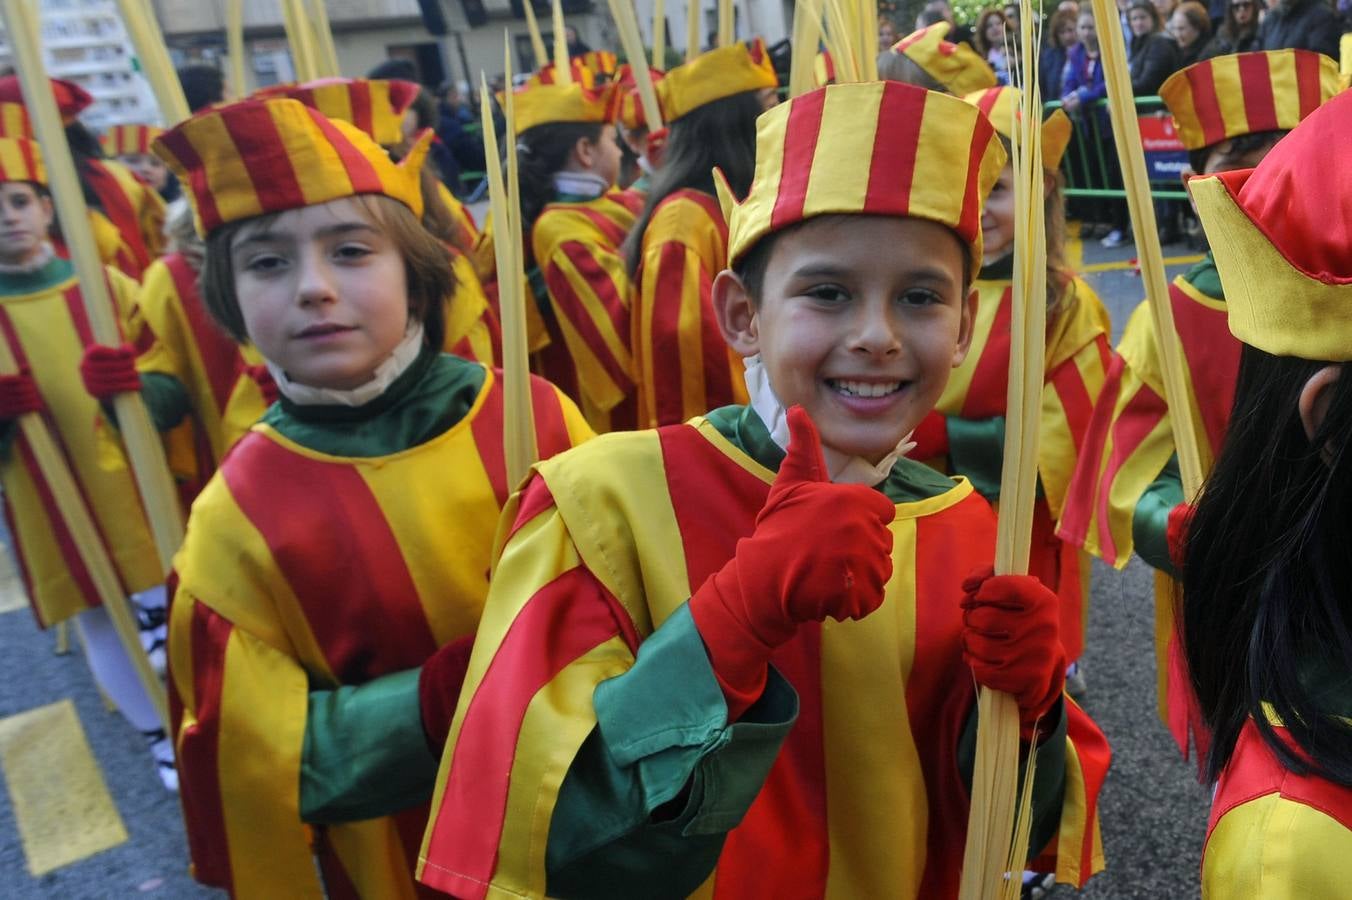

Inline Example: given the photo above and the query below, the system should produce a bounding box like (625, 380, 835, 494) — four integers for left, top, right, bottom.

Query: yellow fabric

(658, 39, 778, 123)
(892, 23, 997, 96)
(0, 269, 161, 626)
(132, 258, 269, 465)
(94, 158, 166, 271)
(99, 124, 161, 158)
(962, 86, 1074, 170)
(1192, 174, 1352, 361)
(0, 136, 43, 185)
(716, 81, 1006, 274)
(254, 79, 417, 148)
(512, 81, 617, 134)
(0, 102, 31, 139)
(442, 250, 497, 365)
(1204, 793, 1352, 898)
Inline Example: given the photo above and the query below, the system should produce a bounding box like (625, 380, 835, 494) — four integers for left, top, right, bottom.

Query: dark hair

(1127, 0, 1163, 32)
(177, 64, 224, 112)
(973, 9, 1010, 57)
(200, 194, 451, 351)
(1218, 0, 1261, 45)
(1187, 129, 1285, 176)
(878, 49, 948, 91)
(917, 8, 949, 26)
(624, 89, 763, 275)
(1182, 348, 1352, 786)
(1173, 0, 1211, 38)
(61, 121, 115, 212)
(368, 59, 419, 83)
(513, 121, 605, 237)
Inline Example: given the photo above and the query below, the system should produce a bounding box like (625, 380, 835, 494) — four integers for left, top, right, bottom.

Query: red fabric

(243, 364, 279, 406)
(960, 566, 1066, 737)
(1167, 502, 1192, 571)
(688, 407, 896, 719)
(79, 343, 141, 399)
(418, 633, 476, 754)
(770, 89, 827, 230)
(644, 127, 668, 168)
(865, 83, 925, 217)
(0, 369, 42, 419)
(910, 409, 949, 459)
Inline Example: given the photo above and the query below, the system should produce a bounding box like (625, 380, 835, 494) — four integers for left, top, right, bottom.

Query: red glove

(418, 633, 476, 754)
(644, 127, 669, 168)
(909, 410, 949, 460)
(1166, 503, 1193, 571)
(79, 343, 141, 399)
(690, 407, 896, 719)
(0, 369, 42, 420)
(245, 364, 280, 406)
(961, 566, 1066, 739)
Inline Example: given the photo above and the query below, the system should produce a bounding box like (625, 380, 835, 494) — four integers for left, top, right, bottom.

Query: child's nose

(851, 303, 902, 356)
(294, 255, 336, 306)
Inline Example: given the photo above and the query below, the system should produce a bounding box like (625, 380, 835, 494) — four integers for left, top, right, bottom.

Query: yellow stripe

(821, 515, 925, 899)
(1267, 50, 1302, 131)
(913, 92, 981, 235)
(0, 701, 127, 876)
(196, 112, 265, 225)
(313, 83, 356, 137)
(804, 83, 878, 217)
(1169, 77, 1203, 149)
(1211, 55, 1250, 140)
(274, 103, 358, 207)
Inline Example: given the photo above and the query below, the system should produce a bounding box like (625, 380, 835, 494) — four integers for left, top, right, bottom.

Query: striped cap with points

(528, 59, 599, 87)
(100, 123, 163, 157)
(153, 98, 429, 236)
(576, 50, 619, 81)
(251, 78, 421, 147)
(512, 79, 619, 135)
(1191, 88, 1352, 360)
(0, 75, 93, 124)
(891, 23, 996, 97)
(0, 103, 32, 139)
(964, 85, 1073, 169)
(658, 38, 779, 123)
(716, 81, 1006, 276)
(615, 64, 665, 131)
(1159, 49, 1339, 151)
(0, 136, 45, 185)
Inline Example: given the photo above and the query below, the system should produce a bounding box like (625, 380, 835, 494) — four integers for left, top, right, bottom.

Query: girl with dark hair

(1200, 0, 1262, 57)
(1167, 1, 1212, 67)
(1184, 87, 1352, 892)
(627, 39, 779, 427)
(1126, 0, 1181, 94)
(973, 8, 1013, 83)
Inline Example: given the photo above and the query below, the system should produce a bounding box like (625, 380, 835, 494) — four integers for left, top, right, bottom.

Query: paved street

(0, 232, 1214, 897)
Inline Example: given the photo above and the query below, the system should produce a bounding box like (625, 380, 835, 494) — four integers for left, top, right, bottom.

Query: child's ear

(952, 286, 976, 368)
(1299, 364, 1342, 446)
(712, 269, 760, 357)
(573, 135, 595, 169)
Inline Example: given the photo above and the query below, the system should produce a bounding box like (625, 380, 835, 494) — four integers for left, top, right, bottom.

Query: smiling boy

(419, 81, 1109, 899)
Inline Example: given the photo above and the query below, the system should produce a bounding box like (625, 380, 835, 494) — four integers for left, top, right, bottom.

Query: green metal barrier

(1047, 95, 1190, 201)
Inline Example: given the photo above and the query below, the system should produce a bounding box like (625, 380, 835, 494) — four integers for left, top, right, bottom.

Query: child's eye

(243, 253, 287, 274)
(334, 243, 373, 261)
(804, 284, 850, 304)
(899, 288, 942, 306)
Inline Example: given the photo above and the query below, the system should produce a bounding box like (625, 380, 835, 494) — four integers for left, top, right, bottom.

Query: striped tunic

(82, 157, 165, 281)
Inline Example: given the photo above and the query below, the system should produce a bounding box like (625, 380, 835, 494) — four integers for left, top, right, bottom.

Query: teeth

(831, 379, 901, 398)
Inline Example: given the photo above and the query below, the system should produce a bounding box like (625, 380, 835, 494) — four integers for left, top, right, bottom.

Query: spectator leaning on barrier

(1128, 0, 1183, 93)
(1257, 0, 1341, 58)
(1202, 0, 1264, 55)
(1170, 1, 1214, 65)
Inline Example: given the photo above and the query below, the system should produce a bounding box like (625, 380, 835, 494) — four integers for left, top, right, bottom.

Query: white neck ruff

(0, 241, 55, 274)
(553, 170, 610, 199)
(267, 323, 425, 408)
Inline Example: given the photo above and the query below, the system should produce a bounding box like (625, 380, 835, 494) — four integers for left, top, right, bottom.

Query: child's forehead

(231, 195, 382, 245)
(765, 214, 964, 272)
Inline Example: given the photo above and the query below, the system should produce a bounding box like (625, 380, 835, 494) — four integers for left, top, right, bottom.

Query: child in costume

(1182, 85, 1352, 894)
(625, 39, 780, 428)
(156, 98, 592, 897)
(101, 123, 178, 202)
(419, 81, 1109, 899)
(878, 21, 998, 94)
(613, 63, 666, 203)
(514, 75, 646, 433)
(0, 78, 164, 282)
(0, 135, 173, 787)
(1057, 49, 1340, 755)
(908, 86, 1110, 677)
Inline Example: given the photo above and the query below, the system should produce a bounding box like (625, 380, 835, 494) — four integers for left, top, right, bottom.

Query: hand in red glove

(909, 410, 949, 460)
(961, 566, 1066, 740)
(245, 364, 280, 406)
(690, 406, 896, 719)
(0, 369, 42, 420)
(79, 343, 141, 399)
(418, 633, 476, 754)
(1166, 503, 1193, 572)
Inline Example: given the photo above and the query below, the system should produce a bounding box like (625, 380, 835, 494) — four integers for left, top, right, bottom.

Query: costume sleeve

(1040, 321, 1112, 521)
(947, 415, 1007, 501)
(442, 250, 499, 366)
(300, 668, 441, 825)
(1132, 454, 1183, 578)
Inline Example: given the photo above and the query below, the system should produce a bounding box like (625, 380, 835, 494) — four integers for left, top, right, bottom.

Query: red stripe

(173, 599, 235, 893)
(974, 87, 1001, 118)
(160, 130, 223, 232)
(1056, 352, 1125, 549)
(769, 89, 827, 229)
(566, 203, 633, 247)
(220, 435, 440, 681)
(1294, 49, 1324, 121)
(467, 373, 508, 505)
(1049, 344, 1100, 455)
(17, 137, 36, 182)
(61, 282, 98, 347)
(961, 286, 1014, 418)
(351, 81, 375, 141)
(528, 375, 572, 460)
(1092, 379, 1165, 562)
(1065, 699, 1112, 880)
(13, 439, 102, 614)
(865, 86, 927, 215)
(1187, 63, 1226, 148)
(958, 117, 995, 245)
(547, 244, 633, 390)
(505, 476, 557, 542)
(311, 111, 384, 196)
(911, 492, 999, 895)
(648, 240, 696, 426)
(83, 160, 152, 276)
(1170, 281, 1240, 456)
(227, 104, 307, 214)
(1237, 53, 1278, 135)
(165, 253, 246, 417)
(420, 566, 636, 899)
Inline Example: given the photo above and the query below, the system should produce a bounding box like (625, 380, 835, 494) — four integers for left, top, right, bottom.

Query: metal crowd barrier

(1047, 95, 1191, 201)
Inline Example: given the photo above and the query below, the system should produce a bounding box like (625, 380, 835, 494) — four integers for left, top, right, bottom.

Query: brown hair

(1048, 8, 1081, 47)
(1173, 1, 1211, 38)
(973, 9, 1009, 57)
(200, 193, 451, 351)
(993, 133, 1072, 312)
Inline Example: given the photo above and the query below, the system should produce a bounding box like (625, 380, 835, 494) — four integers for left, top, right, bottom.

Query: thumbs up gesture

(690, 407, 896, 717)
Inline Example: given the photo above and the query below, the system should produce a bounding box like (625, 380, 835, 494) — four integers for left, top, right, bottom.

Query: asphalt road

(0, 232, 1213, 898)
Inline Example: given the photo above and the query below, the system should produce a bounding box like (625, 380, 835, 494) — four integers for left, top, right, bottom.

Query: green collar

(261, 346, 487, 457)
(0, 256, 74, 296)
(703, 404, 958, 504)
(1181, 252, 1223, 301)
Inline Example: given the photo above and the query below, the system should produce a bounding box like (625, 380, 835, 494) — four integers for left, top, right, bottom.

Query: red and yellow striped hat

(100, 123, 163, 157)
(0, 136, 45, 186)
(1191, 88, 1352, 360)
(964, 86, 1073, 169)
(658, 38, 779, 123)
(251, 78, 421, 148)
(1159, 49, 1339, 151)
(891, 23, 996, 97)
(0, 103, 32, 139)
(615, 64, 665, 131)
(0, 75, 92, 124)
(528, 59, 598, 88)
(576, 49, 619, 81)
(153, 98, 429, 236)
(512, 79, 619, 134)
(716, 81, 1006, 276)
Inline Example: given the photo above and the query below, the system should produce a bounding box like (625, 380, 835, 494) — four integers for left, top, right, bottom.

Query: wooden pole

(606, 0, 663, 131)
(717, 0, 733, 47)
(114, 0, 191, 125)
(280, 0, 319, 81)
(788, 0, 822, 97)
(522, 0, 549, 71)
(686, 0, 701, 60)
(0, 0, 186, 577)
(551, 0, 573, 85)
(652, 0, 666, 68)
(1090, 0, 1204, 498)
(306, 0, 341, 78)
(226, 0, 248, 98)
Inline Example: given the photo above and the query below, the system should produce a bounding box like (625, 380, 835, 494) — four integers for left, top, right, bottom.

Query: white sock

(74, 605, 160, 733)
